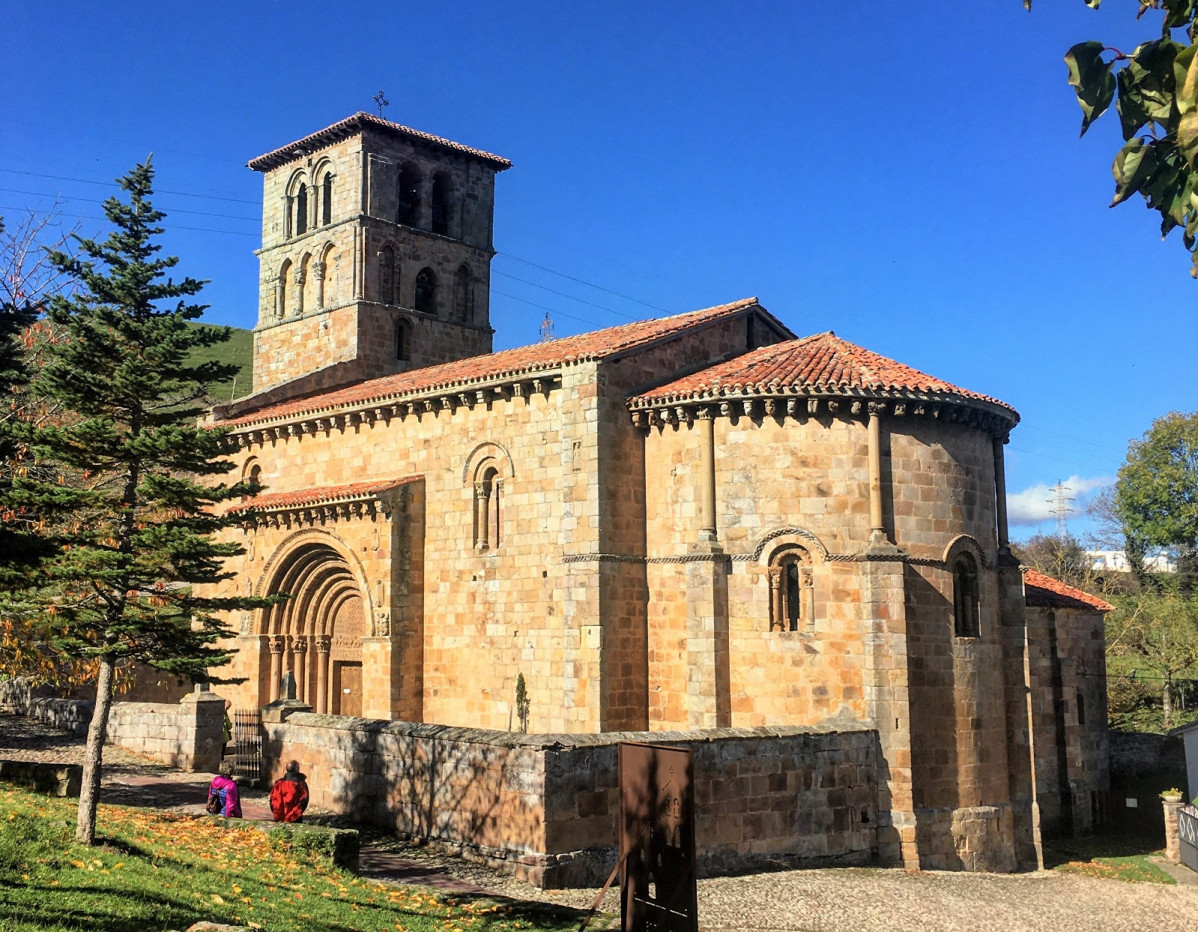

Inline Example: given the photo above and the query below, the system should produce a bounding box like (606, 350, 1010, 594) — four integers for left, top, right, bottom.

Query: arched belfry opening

(258, 542, 367, 716)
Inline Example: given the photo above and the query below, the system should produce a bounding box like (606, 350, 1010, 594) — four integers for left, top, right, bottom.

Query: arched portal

(258, 541, 367, 715)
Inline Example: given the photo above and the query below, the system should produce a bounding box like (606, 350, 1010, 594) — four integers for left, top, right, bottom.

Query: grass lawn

(1044, 833, 1177, 884)
(0, 783, 590, 931)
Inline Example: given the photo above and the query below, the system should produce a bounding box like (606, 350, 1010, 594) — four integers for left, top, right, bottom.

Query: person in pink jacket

(207, 760, 242, 818)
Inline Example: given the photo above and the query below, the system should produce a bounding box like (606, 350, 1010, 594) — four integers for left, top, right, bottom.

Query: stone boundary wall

(106, 692, 225, 772)
(0, 679, 93, 735)
(0, 759, 83, 797)
(264, 714, 881, 888)
(0, 679, 224, 772)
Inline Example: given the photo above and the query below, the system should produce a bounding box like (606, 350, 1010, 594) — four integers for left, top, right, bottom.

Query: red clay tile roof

(228, 478, 418, 514)
(1023, 569, 1114, 613)
(628, 330, 1018, 422)
(218, 298, 769, 429)
(247, 112, 511, 172)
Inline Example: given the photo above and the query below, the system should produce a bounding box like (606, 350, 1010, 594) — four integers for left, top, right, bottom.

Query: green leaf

(1121, 40, 1182, 132)
(1180, 108, 1198, 164)
(1066, 41, 1117, 135)
(1112, 137, 1157, 205)
(1118, 67, 1154, 138)
(1162, 0, 1198, 33)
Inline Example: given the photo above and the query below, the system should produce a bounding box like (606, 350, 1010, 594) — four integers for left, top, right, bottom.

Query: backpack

(206, 792, 223, 815)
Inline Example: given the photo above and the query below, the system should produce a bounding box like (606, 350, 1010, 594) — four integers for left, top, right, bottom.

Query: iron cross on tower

(373, 91, 390, 117)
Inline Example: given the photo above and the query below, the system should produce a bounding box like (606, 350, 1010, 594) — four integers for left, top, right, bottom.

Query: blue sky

(4, 1, 1195, 543)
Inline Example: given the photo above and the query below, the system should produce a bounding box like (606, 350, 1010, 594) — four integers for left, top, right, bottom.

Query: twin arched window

(287, 171, 334, 238)
(953, 553, 980, 637)
(768, 545, 813, 632)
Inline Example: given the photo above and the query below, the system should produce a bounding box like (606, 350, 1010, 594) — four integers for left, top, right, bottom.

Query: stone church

(207, 112, 1110, 871)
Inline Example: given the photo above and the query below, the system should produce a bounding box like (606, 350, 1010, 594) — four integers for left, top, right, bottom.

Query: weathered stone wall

(1025, 605, 1111, 838)
(224, 312, 779, 735)
(0, 680, 224, 771)
(0, 679, 92, 735)
(105, 691, 226, 772)
(264, 713, 880, 887)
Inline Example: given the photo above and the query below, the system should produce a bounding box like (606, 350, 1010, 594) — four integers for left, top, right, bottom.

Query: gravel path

(4, 712, 1198, 931)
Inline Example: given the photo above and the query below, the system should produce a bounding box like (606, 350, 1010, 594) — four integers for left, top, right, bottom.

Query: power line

(0, 167, 258, 205)
(0, 186, 259, 222)
(0, 206, 257, 237)
(492, 269, 640, 321)
(498, 251, 670, 314)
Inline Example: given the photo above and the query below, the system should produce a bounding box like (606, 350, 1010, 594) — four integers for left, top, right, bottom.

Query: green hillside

(188, 323, 252, 402)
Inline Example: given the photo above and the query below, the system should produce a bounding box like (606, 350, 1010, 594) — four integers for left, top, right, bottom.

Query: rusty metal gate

(232, 709, 262, 787)
(619, 742, 698, 932)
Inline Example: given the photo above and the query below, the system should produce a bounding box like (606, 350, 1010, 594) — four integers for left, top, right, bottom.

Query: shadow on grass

(1042, 833, 1164, 870)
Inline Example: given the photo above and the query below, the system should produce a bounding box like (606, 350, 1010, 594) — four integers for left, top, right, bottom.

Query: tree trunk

(75, 655, 114, 845)
(1164, 676, 1174, 732)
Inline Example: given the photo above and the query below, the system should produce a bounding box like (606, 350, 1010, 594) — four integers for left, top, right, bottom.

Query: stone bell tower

(247, 112, 511, 395)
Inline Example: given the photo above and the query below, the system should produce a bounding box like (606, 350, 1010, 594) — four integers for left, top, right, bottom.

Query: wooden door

(334, 661, 362, 717)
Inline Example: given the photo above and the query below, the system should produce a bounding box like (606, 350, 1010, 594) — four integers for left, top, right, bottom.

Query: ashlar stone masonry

(199, 113, 1111, 875)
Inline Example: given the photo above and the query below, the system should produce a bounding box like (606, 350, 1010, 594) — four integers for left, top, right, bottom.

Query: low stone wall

(264, 714, 880, 887)
(106, 690, 225, 772)
(0, 679, 93, 735)
(1, 679, 225, 772)
(0, 759, 83, 797)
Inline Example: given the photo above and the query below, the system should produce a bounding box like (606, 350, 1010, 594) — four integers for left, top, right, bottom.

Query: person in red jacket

(270, 760, 310, 823)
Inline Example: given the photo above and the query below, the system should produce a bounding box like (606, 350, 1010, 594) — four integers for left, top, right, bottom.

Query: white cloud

(1006, 475, 1113, 527)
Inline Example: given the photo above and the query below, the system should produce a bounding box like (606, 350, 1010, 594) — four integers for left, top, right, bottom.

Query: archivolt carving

(253, 528, 375, 636)
(461, 440, 515, 483)
(942, 534, 990, 570)
(751, 527, 829, 564)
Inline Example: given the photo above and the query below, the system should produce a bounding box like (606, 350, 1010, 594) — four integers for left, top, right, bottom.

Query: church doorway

(259, 540, 367, 714)
(333, 662, 362, 717)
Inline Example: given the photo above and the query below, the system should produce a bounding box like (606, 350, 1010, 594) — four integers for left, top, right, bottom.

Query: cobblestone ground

(4, 712, 1198, 931)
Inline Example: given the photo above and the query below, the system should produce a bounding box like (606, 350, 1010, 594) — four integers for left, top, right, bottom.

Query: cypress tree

(11, 162, 260, 844)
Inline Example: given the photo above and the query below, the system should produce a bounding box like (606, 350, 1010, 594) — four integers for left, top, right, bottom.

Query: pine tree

(9, 162, 261, 844)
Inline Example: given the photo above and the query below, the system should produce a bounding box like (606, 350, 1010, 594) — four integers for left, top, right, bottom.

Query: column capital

(269, 634, 287, 654)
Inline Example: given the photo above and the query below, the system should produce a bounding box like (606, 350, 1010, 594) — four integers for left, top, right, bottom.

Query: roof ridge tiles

(248, 112, 512, 172)
(629, 329, 1018, 421)
(218, 297, 765, 429)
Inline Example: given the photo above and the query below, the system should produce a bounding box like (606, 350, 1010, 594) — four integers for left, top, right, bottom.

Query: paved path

(5, 712, 1198, 930)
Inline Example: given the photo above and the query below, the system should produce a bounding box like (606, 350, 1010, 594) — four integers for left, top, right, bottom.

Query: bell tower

(247, 113, 511, 395)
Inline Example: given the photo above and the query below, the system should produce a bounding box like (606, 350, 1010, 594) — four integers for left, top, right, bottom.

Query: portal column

(268, 635, 286, 702)
(292, 637, 308, 704)
(315, 636, 331, 714)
